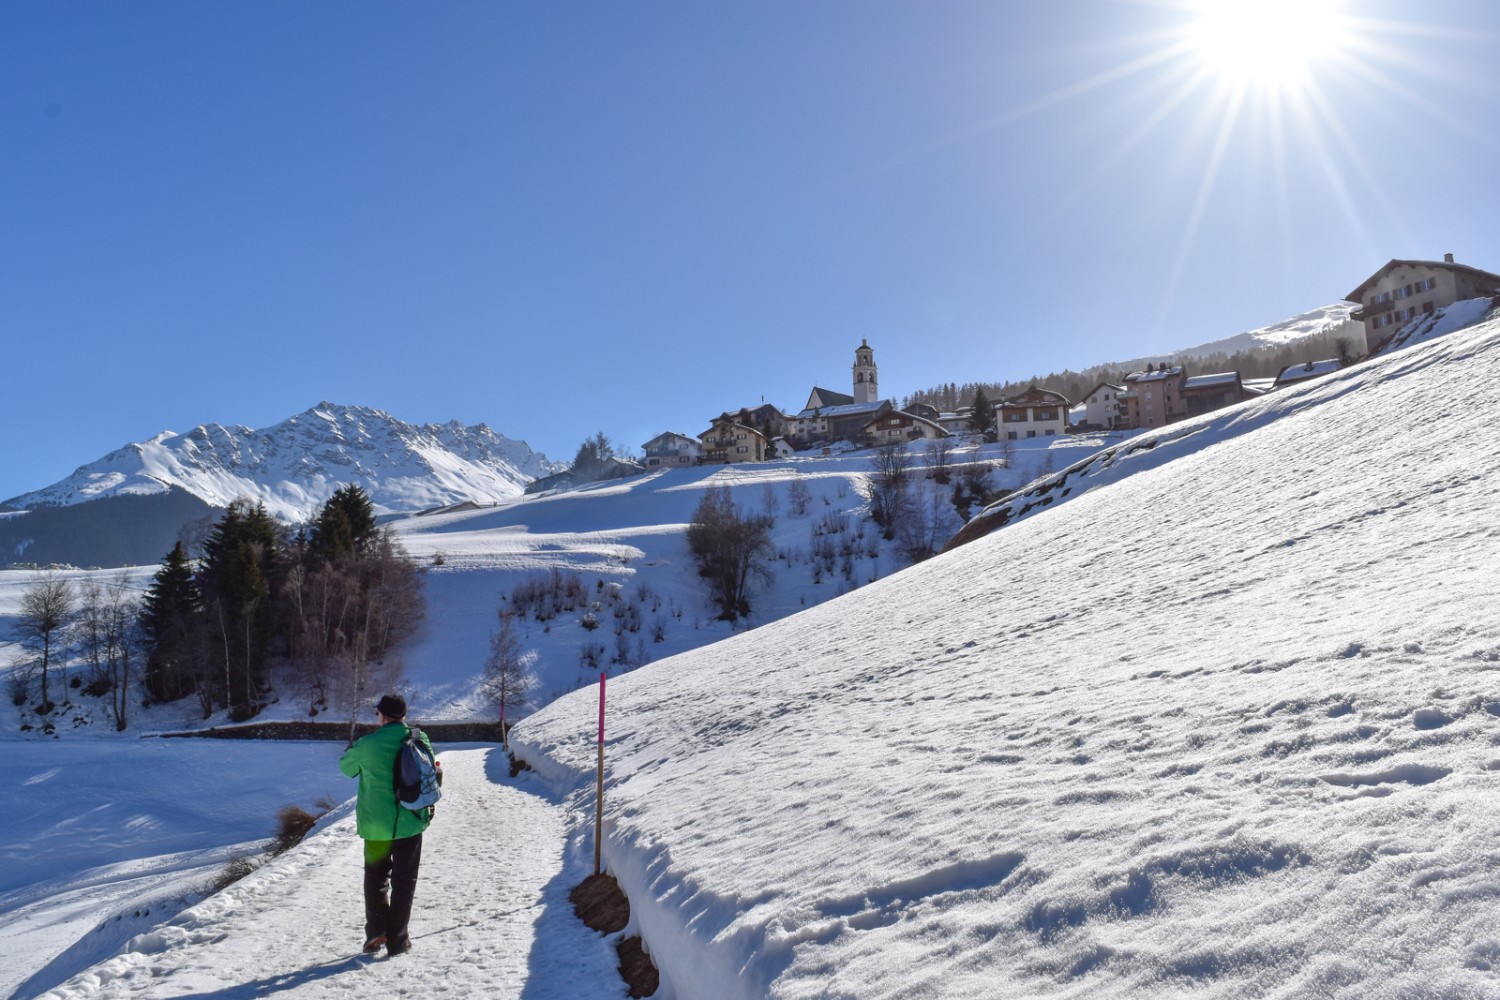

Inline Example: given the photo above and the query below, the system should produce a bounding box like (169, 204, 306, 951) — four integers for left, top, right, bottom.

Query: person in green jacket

(339, 693, 437, 956)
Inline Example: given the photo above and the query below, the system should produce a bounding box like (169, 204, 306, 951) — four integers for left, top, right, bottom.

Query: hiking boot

(363, 935, 387, 954)
(386, 934, 411, 956)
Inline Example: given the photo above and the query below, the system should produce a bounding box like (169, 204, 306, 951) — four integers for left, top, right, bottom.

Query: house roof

(1002, 386, 1069, 407)
(795, 400, 889, 420)
(1124, 366, 1184, 383)
(700, 419, 768, 442)
(642, 431, 700, 449)
(806, 386, 855, 408)
(861, 410, 949, 436)
(1274, 359, 1341, 386)
(1345, 258, 1500, 302)
(1183, 372, 1240, 390)
(1083, 382, 1127, 401)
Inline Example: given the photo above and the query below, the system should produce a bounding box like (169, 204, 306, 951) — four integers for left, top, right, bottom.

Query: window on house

(1027, 430, 1036, 439)
(1423, 301, 1435, 314)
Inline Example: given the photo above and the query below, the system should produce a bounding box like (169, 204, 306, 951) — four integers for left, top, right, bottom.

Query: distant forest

(901, 326, 1361, 411)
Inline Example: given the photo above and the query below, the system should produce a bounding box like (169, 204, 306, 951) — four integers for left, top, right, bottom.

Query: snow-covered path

(37, 747, 624, 1000)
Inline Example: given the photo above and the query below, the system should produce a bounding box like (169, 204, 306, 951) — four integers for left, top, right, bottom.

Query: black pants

(363, 834, 422, 945)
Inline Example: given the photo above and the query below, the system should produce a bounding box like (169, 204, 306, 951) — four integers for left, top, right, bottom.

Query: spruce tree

(199, 499, 280, 719)
(311, 484, 378, 562)
(140, 541, 202, 705)
(969, 388, 996, 437)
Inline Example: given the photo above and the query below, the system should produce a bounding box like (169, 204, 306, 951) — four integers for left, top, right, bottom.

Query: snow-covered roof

(1124, 366, 1183, 383)
(795, 401, 888, 420)
(1183, 372, 1240, 389)
(1274, 359, 1341, 386)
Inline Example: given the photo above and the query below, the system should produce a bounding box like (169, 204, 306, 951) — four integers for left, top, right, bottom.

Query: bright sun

(1186, 0, 1349, 90)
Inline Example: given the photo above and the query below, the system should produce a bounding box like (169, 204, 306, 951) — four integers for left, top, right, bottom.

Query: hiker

(339, 693, 439, 956)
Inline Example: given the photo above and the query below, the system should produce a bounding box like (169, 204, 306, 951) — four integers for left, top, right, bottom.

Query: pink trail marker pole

(594, 672, 606, 876)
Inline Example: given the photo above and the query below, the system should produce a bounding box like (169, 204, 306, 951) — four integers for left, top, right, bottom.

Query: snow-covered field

(8, 300, 1499, 997)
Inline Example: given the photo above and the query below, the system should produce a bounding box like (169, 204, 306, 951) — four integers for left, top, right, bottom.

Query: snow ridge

(3, 403, 565, 521)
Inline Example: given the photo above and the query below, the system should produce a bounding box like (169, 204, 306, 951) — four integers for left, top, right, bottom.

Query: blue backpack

(394, 726, 442, 811)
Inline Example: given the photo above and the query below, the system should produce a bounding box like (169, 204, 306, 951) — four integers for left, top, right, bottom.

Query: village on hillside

(528, 253, 1500, 495)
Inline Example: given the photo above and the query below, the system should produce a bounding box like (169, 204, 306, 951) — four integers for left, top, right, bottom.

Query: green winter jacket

(339, 721, 435, 842)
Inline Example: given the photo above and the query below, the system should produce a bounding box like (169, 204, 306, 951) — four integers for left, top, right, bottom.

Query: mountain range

(0, 403, 561, 568)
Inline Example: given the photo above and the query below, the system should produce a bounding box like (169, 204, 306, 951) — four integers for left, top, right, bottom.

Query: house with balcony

(862, 409, 950, 446)
(1346, 254, 1500, 353)
(699, 416, 770, 464)
(641, 432, 703, 469)
(996, 387, 1069, 440)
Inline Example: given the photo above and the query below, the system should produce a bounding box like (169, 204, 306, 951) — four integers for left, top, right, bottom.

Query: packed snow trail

(36, 747, 625, 1000)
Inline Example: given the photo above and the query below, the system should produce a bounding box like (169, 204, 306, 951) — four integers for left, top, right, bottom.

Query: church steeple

(852, 338, 877, 404)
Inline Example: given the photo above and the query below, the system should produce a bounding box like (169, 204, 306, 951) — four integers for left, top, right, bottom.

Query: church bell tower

(852, 339, 878, 404)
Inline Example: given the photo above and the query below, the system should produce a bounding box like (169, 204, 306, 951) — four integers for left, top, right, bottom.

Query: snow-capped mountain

(3, 403, 563, 521)
(1172, 301, 1364, 360)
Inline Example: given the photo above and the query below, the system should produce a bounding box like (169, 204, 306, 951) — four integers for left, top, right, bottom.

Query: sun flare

(1186, 0, 1349, 90)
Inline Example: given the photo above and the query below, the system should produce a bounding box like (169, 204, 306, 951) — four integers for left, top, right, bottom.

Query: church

(787, 340, 945, 450)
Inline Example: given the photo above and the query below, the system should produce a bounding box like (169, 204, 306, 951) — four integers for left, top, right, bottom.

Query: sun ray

(1280, 76, 1403, 260)
(1152, 83, 1248, 340)
(856, 33, 1197, 180)
(1331, 53, 1500, 152)
(1063, 59, 1214, 207)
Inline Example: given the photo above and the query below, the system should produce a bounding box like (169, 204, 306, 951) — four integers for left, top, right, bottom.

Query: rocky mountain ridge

(3, 402, 563, 523)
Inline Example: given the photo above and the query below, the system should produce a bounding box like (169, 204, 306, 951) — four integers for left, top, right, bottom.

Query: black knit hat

(376, 693, 407, 719)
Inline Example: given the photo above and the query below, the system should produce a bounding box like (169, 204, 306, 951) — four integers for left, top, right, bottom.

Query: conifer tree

(140, 541, 202, 706)
(310, 484, 378, 563)
(198, 499, 280, 719)
(969, 388, 996, 438)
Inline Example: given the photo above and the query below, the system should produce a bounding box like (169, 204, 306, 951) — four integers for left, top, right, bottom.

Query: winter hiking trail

(36, 747, 625, 1000)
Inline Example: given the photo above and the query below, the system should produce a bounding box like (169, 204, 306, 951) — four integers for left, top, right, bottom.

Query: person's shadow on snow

(156, 954, 381, 998)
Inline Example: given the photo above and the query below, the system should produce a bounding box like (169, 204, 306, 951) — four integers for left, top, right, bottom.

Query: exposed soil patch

(571, 872, 660, 998)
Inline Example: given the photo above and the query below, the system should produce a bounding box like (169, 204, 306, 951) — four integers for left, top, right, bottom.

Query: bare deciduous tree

(687, 486, 774, 621)
(76, 575, 141, 730)
(483, 611, 535, 739)
(926, 436, 953, 484)
(787, 474, 812, 517)
(15, 571, 75, 717)
(868, 443, 913, 540)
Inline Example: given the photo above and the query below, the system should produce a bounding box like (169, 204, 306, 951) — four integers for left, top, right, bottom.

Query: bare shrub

(271, 804, 319, 856)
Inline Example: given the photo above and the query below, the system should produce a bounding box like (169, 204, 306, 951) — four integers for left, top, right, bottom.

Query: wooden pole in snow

(594, 672, 606, 876)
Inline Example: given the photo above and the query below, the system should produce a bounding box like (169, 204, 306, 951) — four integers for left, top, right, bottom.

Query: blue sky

(3, 0, 1498, 502)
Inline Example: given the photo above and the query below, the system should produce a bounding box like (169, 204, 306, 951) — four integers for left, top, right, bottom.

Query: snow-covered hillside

(3, 403, 560, 520)
(509, 311, 1500, 998)
(1168, 301, 1363, 360)
(11, 301, 1500, 999)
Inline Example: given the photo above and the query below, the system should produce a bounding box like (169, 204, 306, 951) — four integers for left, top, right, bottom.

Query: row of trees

(138, 485, 424, 722)
(8, 571, 141, 731)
